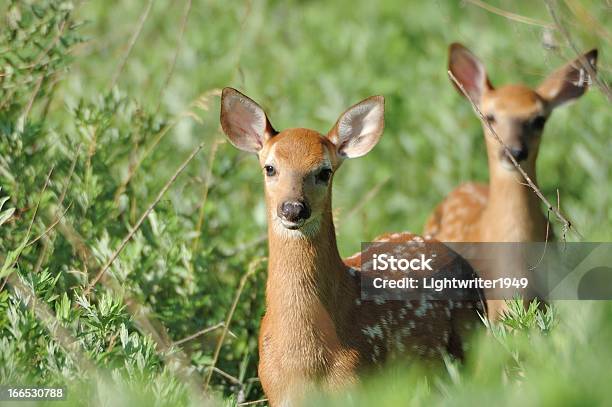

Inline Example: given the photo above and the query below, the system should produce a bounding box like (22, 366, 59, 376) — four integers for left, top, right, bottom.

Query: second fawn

(221, 87, 484, 406)
(424, 43, 598, 318)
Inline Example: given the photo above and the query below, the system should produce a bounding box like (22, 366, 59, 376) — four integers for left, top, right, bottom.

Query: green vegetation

(0, 0, 610, 405)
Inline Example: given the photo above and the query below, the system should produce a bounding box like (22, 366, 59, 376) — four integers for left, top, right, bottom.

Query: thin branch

(83, 142, 204, 297)
(207, 366, 242, 385)
(28, 202, 72, 248)
(26, 167, 54, 239)
(2, 166, 55, 280)
(173, 322, 227, 346)
(544, 0, 612, 102)
(191, 137, 222, 256)
(154, 0, 193, 114)
(20, 75, 45, 126)
(34, 145, 81, 273)
(564, 0, 612, 43)
(529, 208, 551, 271)
(113, 90, 221, 205)
(338, 174, 391, 228)
(109, 0, 155, 89)
(204, 257, 265, 389)
(464, 0, 556, 29)
(448, 70, 582, 239)
(238, 399, 268, 406)
(112, 120, 176, 204)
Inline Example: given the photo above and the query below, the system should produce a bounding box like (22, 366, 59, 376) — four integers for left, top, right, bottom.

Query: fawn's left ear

(537, 49, 598, 109)
(327, 95, 384, 159)
(220, 87, 277, 153)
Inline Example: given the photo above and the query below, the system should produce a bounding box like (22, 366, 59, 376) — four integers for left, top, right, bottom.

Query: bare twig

(83, 142, 204, 296)
(238, 399, 269, 406)
(28, 202, 72, 248)
(564, 0, 612, 43)
(34, 146, 81, 273)
(448, 70, 582, 239)
(338, 174, 391, 228)
(113, 90, 221, 204)
(529, 208, 552, 271)
(191, 137, 222, 256)
(20, 75, 45, 126)
(204, 257, 265, 389)
(2, 166, 55, 279)
(464, 0, 556, 29)
(154, 0, 193, 114)
(544, 0, 612, 102)
(557, 188, 568, 245)
(113, 120, 176, 204)
(109, 0, 155, 89)
(207, 366, 242, 385)
(173, 322, 229, 346)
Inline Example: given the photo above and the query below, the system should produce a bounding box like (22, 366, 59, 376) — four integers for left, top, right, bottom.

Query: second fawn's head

(220, 88, 384, 238)
(449, 43, 597, 175)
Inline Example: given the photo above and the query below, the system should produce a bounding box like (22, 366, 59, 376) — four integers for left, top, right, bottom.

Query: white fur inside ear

(336, 100, 384, 158)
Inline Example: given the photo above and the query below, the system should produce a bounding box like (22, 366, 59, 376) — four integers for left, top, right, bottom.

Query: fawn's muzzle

(278, 200, 311, 227)
(500, 145, 528, 169)
(508, 146, 528, 162)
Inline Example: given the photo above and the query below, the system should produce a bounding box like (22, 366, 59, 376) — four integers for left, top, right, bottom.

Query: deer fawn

(220, 88, 484, 406)
(424, 43, 598, 319)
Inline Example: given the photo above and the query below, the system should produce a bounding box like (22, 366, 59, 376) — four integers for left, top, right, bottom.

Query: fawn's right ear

(327, 95, 385, 159)
(448, 43, 493, 104)
(537, 49, 598, 109)
(220, 87, 277, 153)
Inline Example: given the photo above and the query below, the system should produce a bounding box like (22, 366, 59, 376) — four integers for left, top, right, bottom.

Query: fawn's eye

(530, 115, 547, 131)
(485, 114, 496, 124)
(316, 168, 332, 184)
(264, 165, 276, 177)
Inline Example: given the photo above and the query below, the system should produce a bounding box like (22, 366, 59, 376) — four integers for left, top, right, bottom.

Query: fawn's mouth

(500, 157, 518, 171)
(280, 218, 306, 230)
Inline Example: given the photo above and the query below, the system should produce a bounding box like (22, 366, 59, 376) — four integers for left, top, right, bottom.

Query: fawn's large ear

(537, 49, 597, 109)
(327, 96, 384, 159)
(448, 43, 492, 104)
(220, 87, 277, 153)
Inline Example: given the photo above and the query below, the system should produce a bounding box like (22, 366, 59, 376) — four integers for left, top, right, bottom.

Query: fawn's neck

(482, 161, 548, 241)
(265, 207, 348, 323)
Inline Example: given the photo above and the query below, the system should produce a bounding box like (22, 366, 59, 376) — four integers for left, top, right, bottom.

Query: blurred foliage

(0, 0, 610, 405)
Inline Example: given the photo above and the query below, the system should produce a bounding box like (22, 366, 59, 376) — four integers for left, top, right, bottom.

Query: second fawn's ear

(220, 87, 277, 153)
(537, 49, 598, 109)
(448, 43, 492, 104)
(327, 96, 384, 159)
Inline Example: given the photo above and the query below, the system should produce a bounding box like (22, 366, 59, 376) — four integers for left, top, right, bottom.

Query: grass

(0, 0, 610, 405)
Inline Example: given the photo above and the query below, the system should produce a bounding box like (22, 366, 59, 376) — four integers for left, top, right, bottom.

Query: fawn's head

(220, 88, 384, 237)
(449, 43, 597, 174)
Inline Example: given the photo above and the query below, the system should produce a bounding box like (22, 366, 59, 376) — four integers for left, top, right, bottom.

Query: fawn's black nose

(279, 200, 311, 224)
(508, 146, 528, 162)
